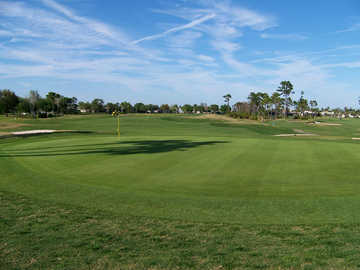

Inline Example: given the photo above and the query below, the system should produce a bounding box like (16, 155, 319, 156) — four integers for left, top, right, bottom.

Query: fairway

(2, 114, 360, 268)
(1, 115, 360, 224)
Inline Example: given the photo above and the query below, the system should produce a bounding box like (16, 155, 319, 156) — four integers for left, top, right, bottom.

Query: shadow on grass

(0, 140, 228, 157)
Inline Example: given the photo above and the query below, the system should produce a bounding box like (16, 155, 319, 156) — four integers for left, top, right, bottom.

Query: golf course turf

(1, 114, 360, 269)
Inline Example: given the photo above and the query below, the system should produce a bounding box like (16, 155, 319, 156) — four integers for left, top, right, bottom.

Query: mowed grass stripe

(146, 138, 255, 195)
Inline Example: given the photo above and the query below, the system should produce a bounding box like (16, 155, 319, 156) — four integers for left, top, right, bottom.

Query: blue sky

(0, 0, 360, 107)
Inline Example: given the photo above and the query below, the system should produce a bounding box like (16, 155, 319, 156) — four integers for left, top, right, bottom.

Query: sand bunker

(352, 138, 360, 140)
(293, 129, 306, 133)
(12, 130, 56, 135)
(0, 130, 85, 138)
(309, 121, 342, 126)
(274, 133, 318, 137)
(287, 120, 309, 123)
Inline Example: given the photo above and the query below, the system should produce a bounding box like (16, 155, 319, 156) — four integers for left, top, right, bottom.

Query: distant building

(320, 111, 335, 116)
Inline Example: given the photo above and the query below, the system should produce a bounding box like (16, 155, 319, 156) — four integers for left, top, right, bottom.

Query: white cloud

(155, 1, 276, 32)
(132, 13, 215, 44)
(212, 40, 241, 53)
(197, 54, 215, 62)
(260, 33, 308, 41)
(41, 0, 74, 18)
(321, 61, 360, 69)
(0, 0, 130, 50)
(0, 29, 12, 36)
(152, 1, 275, 56)
(216, 3, 277, 31)
(336, 23, 360, 33)
(0, 0, 358, 107)
(166, 31, 203, 48)
(41, 0, 129, 44)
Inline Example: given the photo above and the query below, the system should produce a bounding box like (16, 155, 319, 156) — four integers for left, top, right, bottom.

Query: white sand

(311, 122, 342, 126)
(274, 133, 318, 137)
(12, 130, 56, 135)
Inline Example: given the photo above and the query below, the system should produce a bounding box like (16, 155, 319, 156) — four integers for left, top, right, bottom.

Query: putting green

(1, 115, 360, 224)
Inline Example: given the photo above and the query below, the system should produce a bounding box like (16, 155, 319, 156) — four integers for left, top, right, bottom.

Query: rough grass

(0, 131, 10, 136)
(0, 122, 29, 130)
(187, 114, 268, 125)
(3, 191, 360, 270)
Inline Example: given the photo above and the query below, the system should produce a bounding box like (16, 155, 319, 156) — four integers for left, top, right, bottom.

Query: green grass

(1, 114, 360, 269)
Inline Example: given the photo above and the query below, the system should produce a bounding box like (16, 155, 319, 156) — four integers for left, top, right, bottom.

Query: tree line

(226, 81, 360, 120)
(1, 81, 359, 119)
(0, 90, 78, 117)
(0, 89, 228, 117)
(229, 81, 321, 120)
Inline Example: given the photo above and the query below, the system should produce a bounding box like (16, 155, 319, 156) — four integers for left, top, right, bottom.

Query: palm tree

(223, 94, 232, 112)
(310, 100, 318, 119)
(248, 92, 263, 120)
(296, 91, 309, 118)
(261, 93, 271, 120)
(276, 81, 295, 118)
